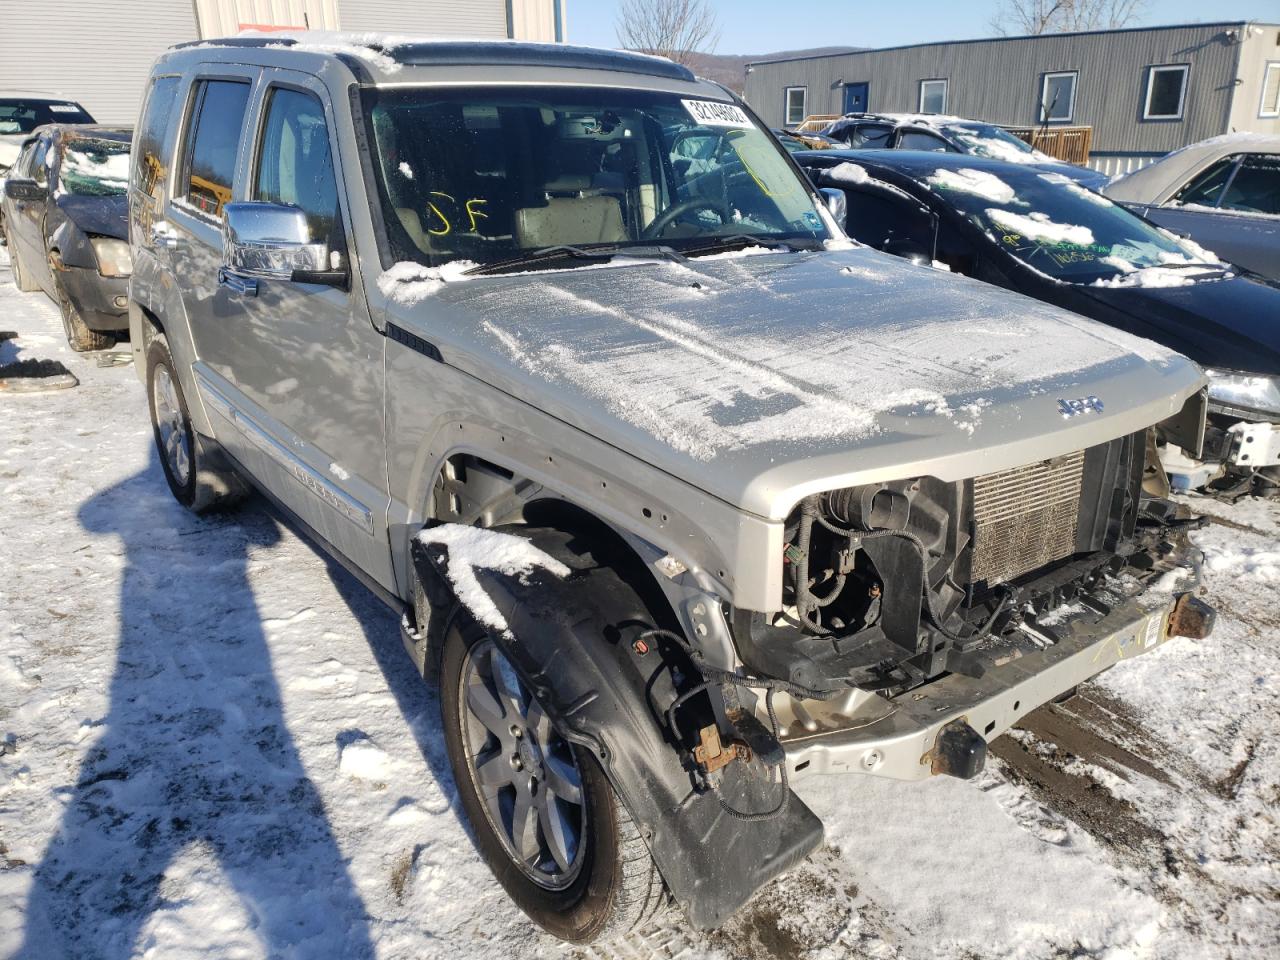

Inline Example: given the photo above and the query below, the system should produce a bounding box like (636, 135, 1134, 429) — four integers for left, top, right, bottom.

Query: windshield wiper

(680, 233, 822, 258)
(465, 243, 684, 277)
(1150, 261, 1226, 271)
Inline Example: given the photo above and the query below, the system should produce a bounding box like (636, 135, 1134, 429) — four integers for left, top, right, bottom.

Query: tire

(9, 242, 38, 292)
(438, 537, 667, 943)
(146, 337, 246, 513)
(51, 264, 112, 352)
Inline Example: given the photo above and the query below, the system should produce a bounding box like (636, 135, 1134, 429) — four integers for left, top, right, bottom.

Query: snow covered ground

(0, 252, 1276, 960)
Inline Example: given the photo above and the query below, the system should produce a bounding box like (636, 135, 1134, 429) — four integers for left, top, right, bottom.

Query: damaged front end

(717, 428, 1214, 782)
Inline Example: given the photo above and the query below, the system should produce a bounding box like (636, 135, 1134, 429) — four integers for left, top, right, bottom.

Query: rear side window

(896, 130, 954, 152)
(181, 79, 251, 219)
(254, 87, 339, 243)
(30, 137, 52, 186)
(134, 77, 181, 198)
(1218, 154, 1280, 216)
(1174, 156, 1236, 208)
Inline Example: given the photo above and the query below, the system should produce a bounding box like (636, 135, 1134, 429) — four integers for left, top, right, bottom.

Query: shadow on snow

(18, 449, 465, 958)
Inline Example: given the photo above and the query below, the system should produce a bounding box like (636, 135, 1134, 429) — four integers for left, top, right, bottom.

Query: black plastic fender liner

(411, 530, 824, 930)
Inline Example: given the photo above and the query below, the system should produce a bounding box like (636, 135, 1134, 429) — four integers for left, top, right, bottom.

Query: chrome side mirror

(220, 201, 345, 293)
(819, 187, 847, 226)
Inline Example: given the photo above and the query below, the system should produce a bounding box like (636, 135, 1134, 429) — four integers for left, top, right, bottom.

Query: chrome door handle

(217, 267, 258, 297)
(150, 222, 180, 248)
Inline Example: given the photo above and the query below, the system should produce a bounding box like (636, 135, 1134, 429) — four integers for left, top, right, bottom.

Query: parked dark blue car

(798, 149, 1280, 497)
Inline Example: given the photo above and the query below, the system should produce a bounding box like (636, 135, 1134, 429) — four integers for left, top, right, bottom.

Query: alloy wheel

(458, 638, 587, 890)
(152, 365, 191, 487)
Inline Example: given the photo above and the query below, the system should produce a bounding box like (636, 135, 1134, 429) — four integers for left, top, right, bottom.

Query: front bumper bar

(780, 587, 1209, 782)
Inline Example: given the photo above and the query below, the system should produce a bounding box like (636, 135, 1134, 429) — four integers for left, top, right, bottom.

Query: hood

(54, 193, 128, 240)
(1078, 273, 1280, 376)
(392, 246, 1203, 518)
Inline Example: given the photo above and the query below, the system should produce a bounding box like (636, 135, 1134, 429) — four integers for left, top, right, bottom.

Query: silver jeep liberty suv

(128, 33, 1213, 943)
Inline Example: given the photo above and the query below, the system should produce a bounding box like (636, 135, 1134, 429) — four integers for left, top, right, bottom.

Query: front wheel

(441, 612, 666, 942)
(146, 338, 246, 512)
(51, 264, 112, 352)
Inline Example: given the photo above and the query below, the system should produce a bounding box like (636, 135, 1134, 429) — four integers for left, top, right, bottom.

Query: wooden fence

(1005, 126, 1093, 165)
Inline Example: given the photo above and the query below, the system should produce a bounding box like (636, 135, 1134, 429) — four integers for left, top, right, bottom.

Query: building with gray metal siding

(0, 0, 567, 125)
(744, 22, 1280, 175)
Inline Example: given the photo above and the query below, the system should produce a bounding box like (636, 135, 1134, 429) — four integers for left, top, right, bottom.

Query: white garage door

(336, 0, 508, 38)
(0, 0, 199, 126)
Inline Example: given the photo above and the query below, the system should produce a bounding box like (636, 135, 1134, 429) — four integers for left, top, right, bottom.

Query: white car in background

(1104, 133, 1280, 281)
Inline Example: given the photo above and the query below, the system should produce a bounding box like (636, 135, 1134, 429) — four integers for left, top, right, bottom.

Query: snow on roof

(926, 167, 1018, 204)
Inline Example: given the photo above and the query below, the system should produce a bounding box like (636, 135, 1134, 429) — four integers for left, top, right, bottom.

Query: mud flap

(413, 535, 824, 930)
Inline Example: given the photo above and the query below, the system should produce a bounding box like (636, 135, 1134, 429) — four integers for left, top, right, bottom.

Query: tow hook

(693, 723, 752, 774)
(928, 719, 988, 779)
(1168, 592, 1216, 640)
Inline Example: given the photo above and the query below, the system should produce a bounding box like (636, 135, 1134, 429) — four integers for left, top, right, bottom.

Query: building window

(918, 79, 947, 114)
(1143, 64, 1189, 120)
(1040, 71, 1077, 123)
(784, 87, 807, 126)
(1261, 62, 1280, 118)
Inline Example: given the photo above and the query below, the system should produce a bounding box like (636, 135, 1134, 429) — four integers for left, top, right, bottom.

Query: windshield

(0, 98, 94, 135)
(362, 86, 829, 268)
(922, 164, 1215, 283)
(58, 137, 130, 196)
(942, 124, 1040, 162)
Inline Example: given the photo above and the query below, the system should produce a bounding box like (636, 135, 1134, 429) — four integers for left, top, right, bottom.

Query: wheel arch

(400, 445, 739, 673)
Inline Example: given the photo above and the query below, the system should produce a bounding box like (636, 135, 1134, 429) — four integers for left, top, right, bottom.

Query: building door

(843, 82, 869, 114)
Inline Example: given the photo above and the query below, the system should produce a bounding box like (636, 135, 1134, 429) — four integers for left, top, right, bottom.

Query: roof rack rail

(171, 37, 297, 51)
(384, 41, 695, 81)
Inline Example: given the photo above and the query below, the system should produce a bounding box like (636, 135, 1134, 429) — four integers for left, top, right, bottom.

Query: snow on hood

(409, 247, 1182, 465)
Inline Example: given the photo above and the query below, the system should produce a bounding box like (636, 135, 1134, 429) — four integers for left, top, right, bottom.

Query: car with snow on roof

(821, 111, 1108, 189)
(3, 124, 133, 350)
(129, 33, 1215, 943)
(796, 149, 1280, 499)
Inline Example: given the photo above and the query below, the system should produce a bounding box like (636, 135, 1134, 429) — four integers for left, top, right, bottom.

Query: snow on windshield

(986, 208, 1095, 246)
(60, 144, 130, 195)
(951, 134, 1042, 164)
(447, 248, 1177, 462)
(925, 168, 1017, 204)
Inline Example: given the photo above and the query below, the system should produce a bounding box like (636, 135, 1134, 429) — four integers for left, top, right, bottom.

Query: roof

(1104, 132, 1280, 204)
(0, 90, 84, 102)
(798, 148, 1037, 174)
(747, 20, 1275, 67)
(177, 33, 696, 83)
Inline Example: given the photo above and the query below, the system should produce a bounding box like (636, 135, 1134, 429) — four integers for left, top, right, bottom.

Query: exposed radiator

(970, 452, 1086, 586)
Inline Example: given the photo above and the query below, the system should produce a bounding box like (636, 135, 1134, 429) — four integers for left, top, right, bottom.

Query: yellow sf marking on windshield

(427, 191, 456, 236)
(465, 198, 489, 231)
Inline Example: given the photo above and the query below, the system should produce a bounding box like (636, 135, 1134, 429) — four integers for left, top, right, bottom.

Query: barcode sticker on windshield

(682, 99, 750, 128)
(49, 104, 81, 113)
